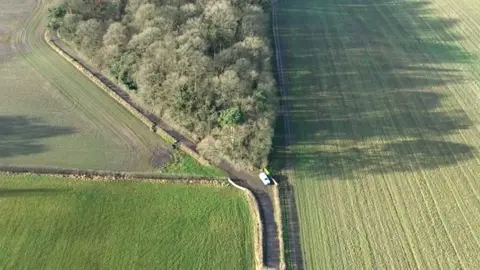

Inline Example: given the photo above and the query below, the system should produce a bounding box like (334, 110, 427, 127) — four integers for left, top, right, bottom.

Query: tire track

(384, 1, 479, 265)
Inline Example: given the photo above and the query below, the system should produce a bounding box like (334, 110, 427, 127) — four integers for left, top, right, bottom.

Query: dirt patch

(151, 147, 172, 168)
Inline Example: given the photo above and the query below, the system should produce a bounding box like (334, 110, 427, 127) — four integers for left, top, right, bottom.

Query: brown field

(0, 0, 171, 172)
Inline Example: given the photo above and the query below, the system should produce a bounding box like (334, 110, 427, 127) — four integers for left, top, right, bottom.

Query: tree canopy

(48, 0, 277, 169)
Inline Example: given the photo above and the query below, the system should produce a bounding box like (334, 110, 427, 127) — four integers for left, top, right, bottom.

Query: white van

(258, 172, 271, 185)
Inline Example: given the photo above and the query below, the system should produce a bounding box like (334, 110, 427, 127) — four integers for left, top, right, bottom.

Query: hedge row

(45, 31, 217, 168)
(0, 164, 225, 183)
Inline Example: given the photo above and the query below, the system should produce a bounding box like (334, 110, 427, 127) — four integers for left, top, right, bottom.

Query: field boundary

(44, 30, 211, 167)
(228, 178, 263, 270)
(0, 165, 226, 184)
(271, 0, 305, 269)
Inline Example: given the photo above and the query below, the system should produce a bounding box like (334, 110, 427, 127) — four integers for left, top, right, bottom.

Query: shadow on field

(270, 0, 476, 266)
(279, 139, 476, 178)
(270, 0, 477, 179)
(0, 116, 74, 158)
(273, 174, 305, 270)
(0, 188, 68, 197)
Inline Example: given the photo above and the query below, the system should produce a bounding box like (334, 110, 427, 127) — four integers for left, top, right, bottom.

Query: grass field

(0, 174, 253, 269)
(0, 0, 177, 173)
(274, 0, 480, 268)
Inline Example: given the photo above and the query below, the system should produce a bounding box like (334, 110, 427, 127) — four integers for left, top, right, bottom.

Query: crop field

(274, 0, 480, 268)
(0, 0, 177, 172)
(0, 174, 253, 269)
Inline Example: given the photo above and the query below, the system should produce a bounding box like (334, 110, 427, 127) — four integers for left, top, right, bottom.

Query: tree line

(48, 0, 276, 170)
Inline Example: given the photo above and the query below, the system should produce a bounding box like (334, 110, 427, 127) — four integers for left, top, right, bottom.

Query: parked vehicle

(259, 172, 272, 185)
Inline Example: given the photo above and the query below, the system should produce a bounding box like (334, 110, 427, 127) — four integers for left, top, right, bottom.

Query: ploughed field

(0, 0, 171, 172)
(0, 174, 254, 269)
(274, 0, 480, 268)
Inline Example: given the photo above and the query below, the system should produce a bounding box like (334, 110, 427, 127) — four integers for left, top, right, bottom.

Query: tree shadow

(281, 139, 476, 179)
(0, 188, 68, 198)
(273, 174, 305, 270)
(0, 116, 74, 158)
(269, 1, 477, 266)
(270, 0, 477, 178)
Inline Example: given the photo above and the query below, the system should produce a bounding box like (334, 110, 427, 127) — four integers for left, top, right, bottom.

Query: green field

(0, 0, 174, 172)
(275, 0, 480, 268)
(0, 174, 253, 269)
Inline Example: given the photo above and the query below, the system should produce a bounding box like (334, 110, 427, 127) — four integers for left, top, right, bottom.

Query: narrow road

(221, 162, 280, 269)
(10, 0, 281, 267)
(50, 21, 281, 270)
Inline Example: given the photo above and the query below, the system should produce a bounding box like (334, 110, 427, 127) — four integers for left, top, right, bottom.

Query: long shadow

(271, 0, 476, 178)
(287, 139, 476, 179)
(269, 0, 477, 267)
(271, 0, 477, 176)
(274, 174, 305, 270)
(0, 115, 74, 158)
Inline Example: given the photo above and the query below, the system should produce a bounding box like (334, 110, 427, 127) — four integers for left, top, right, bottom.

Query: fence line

(271, 0, 292, 148)
(271, 1, 304, 269)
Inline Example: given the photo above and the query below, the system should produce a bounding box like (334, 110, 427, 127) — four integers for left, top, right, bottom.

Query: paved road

(50, 32, 281, 269)
(221, 162, 280, 269)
